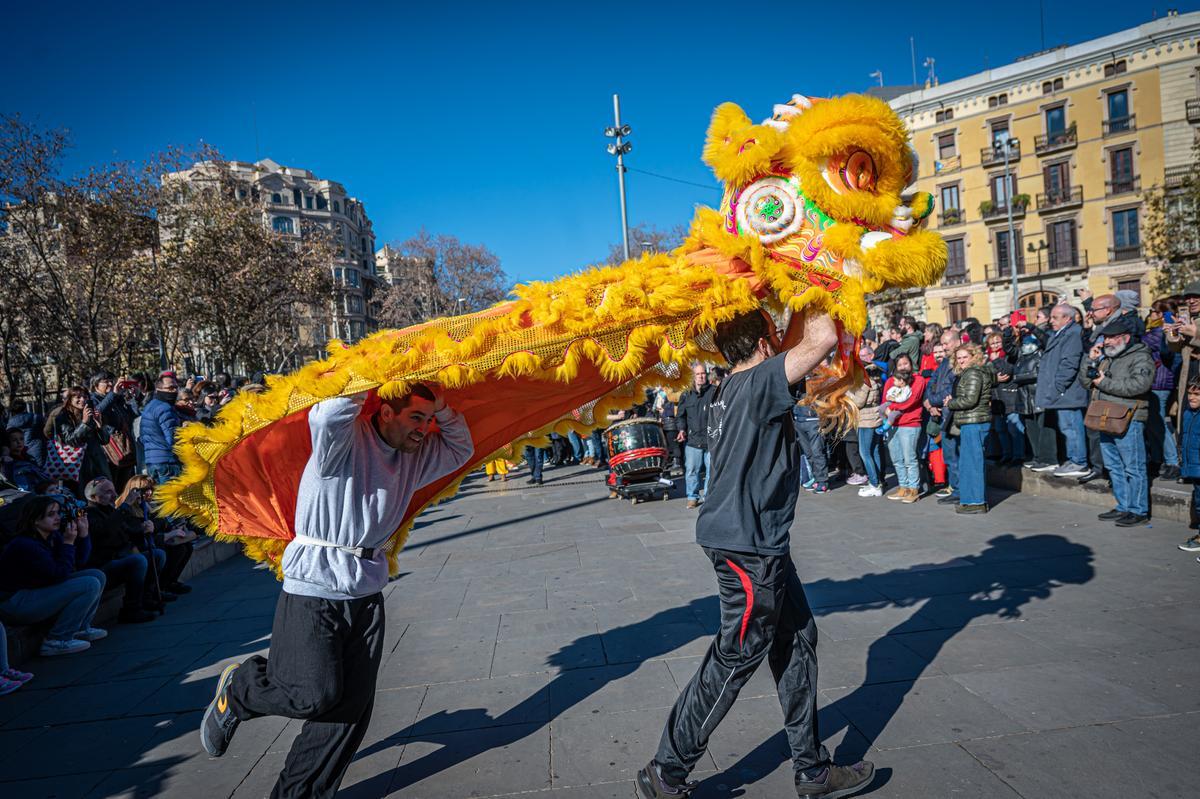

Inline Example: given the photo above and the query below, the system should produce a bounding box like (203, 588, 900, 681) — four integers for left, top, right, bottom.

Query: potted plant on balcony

(943, 207, 963, 225)
(979, 199, 995, 217)
(1013, 193, 1031, 210)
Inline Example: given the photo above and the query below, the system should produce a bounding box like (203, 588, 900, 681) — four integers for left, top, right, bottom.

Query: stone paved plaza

(0, 464, 1197, 798)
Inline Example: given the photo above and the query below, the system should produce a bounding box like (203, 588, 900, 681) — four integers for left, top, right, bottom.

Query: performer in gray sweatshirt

(200, 384, 472, 797)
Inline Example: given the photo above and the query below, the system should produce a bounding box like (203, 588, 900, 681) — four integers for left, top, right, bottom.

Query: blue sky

(3, 1, 1190, 284)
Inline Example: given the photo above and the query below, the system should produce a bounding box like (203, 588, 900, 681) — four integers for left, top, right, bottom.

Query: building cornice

(889, 12, 1200, 117)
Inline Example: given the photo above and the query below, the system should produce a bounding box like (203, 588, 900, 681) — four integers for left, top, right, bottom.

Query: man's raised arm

(415, 398, 475, 486)
(783, 312, 840, 386)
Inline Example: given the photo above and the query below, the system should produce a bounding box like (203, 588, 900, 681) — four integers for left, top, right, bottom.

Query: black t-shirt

(696, 353, 800, 556)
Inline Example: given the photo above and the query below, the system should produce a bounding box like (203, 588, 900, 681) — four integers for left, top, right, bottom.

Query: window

(1020, 291, 1059, 311)
(991, 123, 1009, 147)
(271, 192, 282, 204)
(1112, 208, 1140, 258)
(1107, 89, 1130, 130)
(292, 189, 302, 207)
(1041, 78, 1064, 94)
(346, 294, 364, 314)
(350, 321, 365, 340)
(940, 184, 961, 210)
(333, 267, 343, 283)
(948, 300, 969, 323)
(1048, 219, 1078, 269)
(944, 238, 967, 284)
(996, 229, 1023, 276)
(937, 132, 956, 159)
(988, 93, 1009, 108)
(271, 216, 294, 234)
(1045, 105, 1066, 134)
(346, 269, 360, 287)
(991, 172, 1017, 205)
(935, 108, 954, 122)
(1104, 60, 1127, 78)
(1043, 162, 1070, 201)
(1116, 278, 1142, 305)
(1110, 146, 1135, 192)
(333, 200, 341, 213)
(316, 195, 327, 210)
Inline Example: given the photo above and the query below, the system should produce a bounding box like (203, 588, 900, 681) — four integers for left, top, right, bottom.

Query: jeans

(886, 426, 920, 488)
(523, 446, 544, 482)
(684, 445, 710, 500)
(1100, 420, 1148, 516)
(856, 427, 882, 487)
(1055, 409, 1087, 465)
(0, 569, 106, 640)
(1152, 389, 1180, 467)
(655, 549, 829, 784)
(794, 422, 827, 485)
(957, 423, 989, 506)
(147, 462, 182, 485)
(942, 432, 959, 492)
(995, 412, 1025, 461)
(1191, 479, 1200, 529)
(590, 430, 607, 466)
(101, 552, 149, 610)
(567, 431, 585, 461)
(584, 436, 598, 459)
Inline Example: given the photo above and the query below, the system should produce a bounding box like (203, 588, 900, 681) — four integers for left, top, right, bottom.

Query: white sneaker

(858, 484, 883, 497)
(40, 638, 91, 656)
(74, 627, 108, 642)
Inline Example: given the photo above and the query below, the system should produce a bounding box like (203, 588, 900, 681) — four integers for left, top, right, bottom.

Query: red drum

(605, 418, 667, 477)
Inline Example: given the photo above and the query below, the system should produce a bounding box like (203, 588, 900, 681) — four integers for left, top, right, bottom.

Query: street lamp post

(1002, 138, 1019, 313)
(604, 95, 633, 262)
(1027, 239, 1049, 300)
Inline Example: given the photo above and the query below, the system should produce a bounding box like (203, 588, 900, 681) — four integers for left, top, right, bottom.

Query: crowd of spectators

(0, 369, 261, 696)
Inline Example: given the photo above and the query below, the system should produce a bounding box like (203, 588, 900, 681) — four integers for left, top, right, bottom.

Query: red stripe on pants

(724, 558, 755, 648)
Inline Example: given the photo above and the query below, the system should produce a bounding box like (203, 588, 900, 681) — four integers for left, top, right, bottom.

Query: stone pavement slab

(2, 461, 1197, 798)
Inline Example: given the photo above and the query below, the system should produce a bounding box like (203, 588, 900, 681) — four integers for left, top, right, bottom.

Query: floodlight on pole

(604, 95, 633, 262)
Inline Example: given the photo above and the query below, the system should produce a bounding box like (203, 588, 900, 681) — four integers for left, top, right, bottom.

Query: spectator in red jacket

(883, 354, 927, 503)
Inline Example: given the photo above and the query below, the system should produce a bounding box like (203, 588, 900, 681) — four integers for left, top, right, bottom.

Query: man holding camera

(1080, 314, 1154, 527)
(140, 375, 183, 485)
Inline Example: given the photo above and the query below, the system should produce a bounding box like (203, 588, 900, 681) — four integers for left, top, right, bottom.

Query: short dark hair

(212, 372, 231, 389)
(10, 398, 26, 414)
(901, 315, 917, 331)
(713, 312, 769, 367)
(155, 375, 176, 390)
(381, 383, 437, 414)
(88, 371, 114, 390)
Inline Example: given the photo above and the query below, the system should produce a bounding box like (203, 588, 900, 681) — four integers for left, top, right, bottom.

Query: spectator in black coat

(84, 478, 158, 623)
(0, 495, 106, 656)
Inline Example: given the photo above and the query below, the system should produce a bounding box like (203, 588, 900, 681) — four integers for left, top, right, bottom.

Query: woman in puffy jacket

(944, 344, 995, 514)
(848, 348, 884, 497)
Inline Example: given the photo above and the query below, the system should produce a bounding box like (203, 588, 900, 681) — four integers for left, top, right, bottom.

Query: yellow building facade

(880, 11, 1200, 326)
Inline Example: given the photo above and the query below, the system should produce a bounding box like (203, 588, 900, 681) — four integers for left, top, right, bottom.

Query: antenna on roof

(869, 69, 884, 87)
(910, 37, 917, 85)
(923, 57, 938, 88)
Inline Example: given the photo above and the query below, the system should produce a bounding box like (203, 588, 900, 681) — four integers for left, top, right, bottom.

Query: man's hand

(142, 521, 155, 535)
(426, 384, 447, 413)
(944, 394, 953, 406)
(62, 520, 78, 545)
(675, 431, 686, 443)
(1089, 344, 1104, 361)
(1078, 288, 1094, 301)
(997, 372, 1010, 382)
(75, 514, 89, 538)
(1094, 371, 1106, 384)
(1177, 322, 1198, 340)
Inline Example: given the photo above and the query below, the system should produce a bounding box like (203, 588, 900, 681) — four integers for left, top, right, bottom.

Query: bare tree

(606, 222, 689, 264)
(157, 158, 335, 373)
(377, 230, 508, 327)
(1144, 143, 1200, 298)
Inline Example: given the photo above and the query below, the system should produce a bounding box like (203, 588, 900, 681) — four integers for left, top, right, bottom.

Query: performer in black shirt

(637, 310, 874, 799)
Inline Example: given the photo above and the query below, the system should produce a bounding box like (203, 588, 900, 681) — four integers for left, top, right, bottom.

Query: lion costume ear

(702, 102, 782, 188)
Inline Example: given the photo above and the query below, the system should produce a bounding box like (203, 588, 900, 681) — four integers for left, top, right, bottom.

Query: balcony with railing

(980, 196, 1030, 222)
(1103, 115, 1136, 137)
(942, 269, 971, 286)
(1106, 175, 1141, 197)
(1035, 125, 1078, 156)
(985, 249, 1088, 281)
(1187, 98, 1200, 124)
(938, 208, 965, 227)
(1165, 164, 1193, 189)
(1109, 244, 1143, 263)
(1037, 186, 1083, 213)
(980, 140, 1020, 168)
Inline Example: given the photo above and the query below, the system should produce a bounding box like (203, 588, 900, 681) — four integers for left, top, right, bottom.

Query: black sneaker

(936, 494, 960, 505)
(795, 762, 875, 798)
(1097, 508, 1125, 521)
(1077, 468, 1104, 484)
(201, 663, 241, 757)
(636, 762, 697, 798)
(1115, 513, 1149, 527)
(1161, 465, 1181, 480)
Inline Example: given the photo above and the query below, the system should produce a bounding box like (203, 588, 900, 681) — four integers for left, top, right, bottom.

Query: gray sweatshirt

(280, 396, 474, 600)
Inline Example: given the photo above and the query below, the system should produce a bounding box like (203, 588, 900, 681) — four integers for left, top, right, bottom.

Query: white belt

(290, 534, 379, 560)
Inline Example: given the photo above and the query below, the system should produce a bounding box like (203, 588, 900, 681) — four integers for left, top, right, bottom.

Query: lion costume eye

(840, 150, 877, 192)
(735, 176, 803, 243)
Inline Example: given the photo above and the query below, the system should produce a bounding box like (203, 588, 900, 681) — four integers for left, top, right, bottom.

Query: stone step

(986, 463, 1192, 523)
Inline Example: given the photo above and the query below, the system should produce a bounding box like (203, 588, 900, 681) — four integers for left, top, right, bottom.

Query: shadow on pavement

(350, 533, 1094, 796)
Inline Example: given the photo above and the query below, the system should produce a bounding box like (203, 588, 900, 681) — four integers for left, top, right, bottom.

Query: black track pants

(655, 548, 830, 783)
(229, 591, 385, 799)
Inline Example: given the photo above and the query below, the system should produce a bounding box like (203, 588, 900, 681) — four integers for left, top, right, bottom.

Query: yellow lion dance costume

(159, 93, 946, 576)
